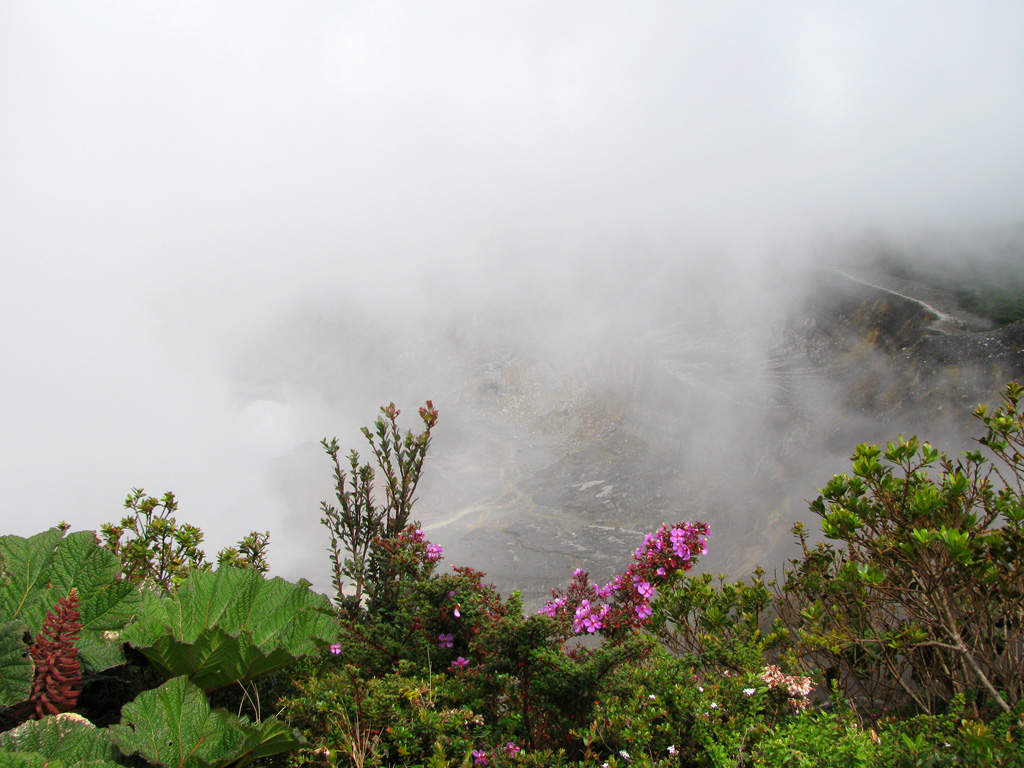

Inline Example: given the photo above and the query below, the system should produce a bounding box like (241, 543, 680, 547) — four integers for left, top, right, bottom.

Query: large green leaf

(0, 530, 63, 630)
(0, 621, 33, 708)
(1, 759, 118, 768)
(108, 675, 303, 768)
(0, 530, 141, 674)
(122, 568, 336, 691)
(0, 713, 123, 766)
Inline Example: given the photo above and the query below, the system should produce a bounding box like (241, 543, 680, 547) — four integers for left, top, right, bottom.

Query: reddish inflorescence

(29, 587, 84, 718)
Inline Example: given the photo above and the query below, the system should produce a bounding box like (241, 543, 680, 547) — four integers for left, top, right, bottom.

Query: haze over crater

(2, 2, 1023, 594)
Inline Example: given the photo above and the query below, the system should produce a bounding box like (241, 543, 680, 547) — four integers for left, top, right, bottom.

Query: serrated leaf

(0, 713, 121, 765)
(50, 532, 141, 633)
(0, 529, 63, 629)
(0, 620, 33, 708)
(134, 626, 299, 693)
(122, 568, 335, 691)
(0, 754, 57, 768)
(0, 530, 140, 674)
(236, 715, 306, 761)
(109, 675, 302, 768)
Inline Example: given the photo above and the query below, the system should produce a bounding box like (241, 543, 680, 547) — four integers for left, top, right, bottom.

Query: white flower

(648, 694, 656, 700)
(743, 688, 756, 696)
(667, 745, 677, 755)
(710, 702, 718, 709)
(619, 750, 631, 760)
(697, 686, 704, 692)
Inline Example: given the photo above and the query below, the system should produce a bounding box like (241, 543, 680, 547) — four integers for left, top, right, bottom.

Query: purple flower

(450, 656, 470, 670)
(634, 601, 652, 620)
(504, 741, 522, 757)
(438, 633, 454, 649)
(473, 749, 488, 765)
(453, 605, 461, 618)
(426, 543, 444, 560)
(329, 643, 343, 654)
(635, 581, 654, 599)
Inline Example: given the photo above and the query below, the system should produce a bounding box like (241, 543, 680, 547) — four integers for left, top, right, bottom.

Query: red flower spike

(29, 587, 83, 718)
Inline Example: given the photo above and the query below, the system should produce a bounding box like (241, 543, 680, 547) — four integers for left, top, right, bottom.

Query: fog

(2, 2, 1023, 593)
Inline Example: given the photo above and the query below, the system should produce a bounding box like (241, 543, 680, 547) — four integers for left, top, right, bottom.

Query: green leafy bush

(101, 489, 270, 589)
(8, 386, 1024, 767)
(1, 521, 324, 766)
(779, 382, 1024, 720)
(320, 401, 439, 616)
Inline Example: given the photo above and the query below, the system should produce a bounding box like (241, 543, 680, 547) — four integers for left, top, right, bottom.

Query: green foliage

(652, 569, 789, 675)
(281, 661, 483, 767)
(216, 531, 272, 574)
(320, 401, 438, 615)
(0, 529, 141, 708)
(7, 388, 1024, 767)
(109, 675, 303, 768)
(0, 713, 123, 766)
(99, 490, 207, 589)
(100, 489, 270, 590)
(121, 567, 337, 692)
(778, 383, 1024, 719)
(750, 707, 877, 768)
(0, 516, 319, 767)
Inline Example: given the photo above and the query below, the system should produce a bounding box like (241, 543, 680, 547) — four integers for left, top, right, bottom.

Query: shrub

(0, 525, 324, 766)
(778, 382, 1024, 720)
(320, 401, 438, 617)
(100, 488, 270, 589)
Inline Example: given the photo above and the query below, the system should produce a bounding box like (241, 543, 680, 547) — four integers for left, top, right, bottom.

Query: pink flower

(450, 656, 470, 670)
(329, 643, 342, 654)
(504, 741, 522, 757)
(473, 749, 488, 765)
(426, 544, 444, 560)
(595, 582, 616, 599)
(634, 601, 652, 620)
(453, 605, 461, 618)
(438, 633, 454, 649)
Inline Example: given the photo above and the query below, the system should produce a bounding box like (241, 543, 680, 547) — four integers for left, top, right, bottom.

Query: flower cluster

(29, 588, 83, 718)
(760, 664, 813, 709)
(397, 526, 444, 560)
(538, 522, 711, 639)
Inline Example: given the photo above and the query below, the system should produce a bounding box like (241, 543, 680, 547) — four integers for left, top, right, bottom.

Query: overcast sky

(2, 2, 1023, 566)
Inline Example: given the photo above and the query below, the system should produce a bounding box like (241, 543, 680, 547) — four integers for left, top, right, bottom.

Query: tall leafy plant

(100, 489, 270, 589)
(320, 401, 438, 615)
(779, 382, 1024, 719)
